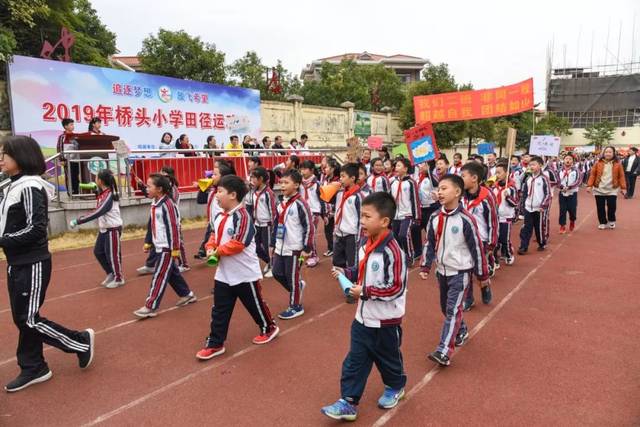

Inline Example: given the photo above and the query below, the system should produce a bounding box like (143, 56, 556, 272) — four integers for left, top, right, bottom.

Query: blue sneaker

(377, 386, 405, 409)
(321, 398, 357, 421)
(278, 305, 304, 320)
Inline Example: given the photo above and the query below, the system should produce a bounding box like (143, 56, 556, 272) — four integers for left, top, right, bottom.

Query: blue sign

(477, 143, 495, 155)
(410, 136, 438, 164)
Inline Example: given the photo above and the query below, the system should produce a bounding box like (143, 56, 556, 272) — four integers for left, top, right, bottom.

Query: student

(360, 148, 372, 174)
(333, 163, 364, 302)
(56, 118, 80, 194)
(414, 161, 440, 255)
(587, 146, 627, 229)
(70, 169, 124, 288)
(435, 157, 450, 180)
(492, 163, 518, 267)
(134, 173, 197, 318)
(486, 153, 498, 179)
(321, 193, 407, 421)
(249, 167, 278, 278)
(366, 158, 390, 193)
(448, 153, 463, 176)
(0, 136, 94, 392)
(557, 154, 582, 233)
(518, 156, 552, 254)
(322, 158, 341, 257)
(460, 162, 497, 309)
(383, 158, 394, 177)
(390, 158, 420, 264)
(419, 174, 490, 367)
(357, 163, 371, 198)
(270, 169, 314, 319)
(196, 176, 279, 360)
(160, 166, 190, 272)
(299, 160, 323, 268)
(274, 154, 300, 177)
(88, 117, 103, 134)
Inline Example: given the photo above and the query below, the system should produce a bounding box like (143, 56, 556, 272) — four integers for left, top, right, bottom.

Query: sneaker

(455, 329, 469, 347)
(517, 248, 527, 255)
(306, 257, 319, 268)
(262, 264, 271, 274)
(133, 306, 158, 318)
(252, 325, 280, 345)
(488, 265, 495, 278)
(494, 261, 500, 271)
(77, 328, 95, 369)
(178, 265, 191, 273)
(195, 346, 225, 360)
(4, 367, 52, 393)
(598, 224, 607, 230)
(608, 222, 616, 229)
(463, 300, 475, 312)
(427, 351, 450, 367)
(505, 256, 515, 265)
(537, 245, 546, 252)
(321, 399, 358, 421)
(105, 279, 125, 289)
(136, 266, 154, 275)
(263, 268, 273, 278)
(194, 252, 206, 260)
(377, 386, 405, 409)
(175, 292, 197, 307)
(481, 285, 492, 305)
(323, 250, 334, 257)
(569, 221, 576, 232)
(518, 214, 525, 220)
(101, 273, 114, 286)
(278, 305, 304, 320)
(559, 225, 566, 234)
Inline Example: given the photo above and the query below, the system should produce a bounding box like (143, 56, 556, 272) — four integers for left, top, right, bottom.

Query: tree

(583, 121, 616, 149)
(138, 29, 226, 83)
(228, 51, 301, 101)
(0, 0, 117, 68)
(537, 112, 572, 137)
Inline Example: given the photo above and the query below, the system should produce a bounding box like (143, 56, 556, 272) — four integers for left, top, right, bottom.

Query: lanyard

(357, 230, 390, 287)
(278, 193, 300, 224)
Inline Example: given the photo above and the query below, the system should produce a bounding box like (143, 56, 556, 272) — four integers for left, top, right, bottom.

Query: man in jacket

(622, 147, 639, 199)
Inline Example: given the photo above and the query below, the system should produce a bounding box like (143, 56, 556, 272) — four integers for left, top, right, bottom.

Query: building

(300, 52, 428, 83)
(110, 55, 142, 71)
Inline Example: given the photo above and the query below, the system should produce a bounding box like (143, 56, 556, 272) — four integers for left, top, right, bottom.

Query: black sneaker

(481, 285, 493, 305)
(77, 328, 95, 369)
(427, 351, 450, 366)
(517, 248, 527, 255)
(455, 329, 469, 347)
(194, 252, 206, 260)
(537, 245, 546, 252)
(5, 367, 52, 392)
(463, 299, 475, 312)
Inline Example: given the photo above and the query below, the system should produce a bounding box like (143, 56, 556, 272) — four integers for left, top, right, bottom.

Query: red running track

(0, 192, 639, 426)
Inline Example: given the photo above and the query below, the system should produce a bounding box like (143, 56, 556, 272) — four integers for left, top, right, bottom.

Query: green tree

(537, 112, 572, 137)
(138, 29, 226, 83)
(229, 51, 301, 101)
(583, 121, 616, 149)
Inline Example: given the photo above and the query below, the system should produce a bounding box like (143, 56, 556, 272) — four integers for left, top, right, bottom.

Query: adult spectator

(261, 136, 272, 156)
(175, 134, 196, 157)
(57, 118, 79, 194)
(272, 136, 286, 155)
(622, 147, 639, 198)
(225, 135, 244, 157)
(204, 135, 221, 157)
(158, 132, 175, 158)
(299, 134, 310, 152)
(587, 146, 627, 229)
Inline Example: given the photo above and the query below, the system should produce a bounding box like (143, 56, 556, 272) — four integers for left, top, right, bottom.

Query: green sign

(354, 111, 371, 137)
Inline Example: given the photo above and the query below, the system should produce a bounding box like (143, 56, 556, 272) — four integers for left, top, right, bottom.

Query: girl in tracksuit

(0, 136, 94, 392)
(249, 166, 278, 277)
(390, 158, 420, 264)
(70, 169, 124, 288)
(557, 154, 582, 233)
(492, 163, 519, 267)
(161, 166, 189, 270)
(322, 158, 340, 257)
(134, 173, 196, 318)
(366, 158, 390, 193)
(518, 156, 552, 253)
(414, 161, 440, 257)
(300, 160, 324, 267)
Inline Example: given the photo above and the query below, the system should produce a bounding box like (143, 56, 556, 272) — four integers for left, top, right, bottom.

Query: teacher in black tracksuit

(0, 136, 95, 393)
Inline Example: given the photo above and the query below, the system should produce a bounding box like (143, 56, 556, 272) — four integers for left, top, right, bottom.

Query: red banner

(414, 78, 534, 124)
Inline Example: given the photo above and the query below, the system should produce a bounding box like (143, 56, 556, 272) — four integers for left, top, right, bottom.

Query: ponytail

(97, 169, 119, 201)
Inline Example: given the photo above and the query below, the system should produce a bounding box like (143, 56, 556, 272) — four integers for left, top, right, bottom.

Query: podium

(73, 133, 120, 186)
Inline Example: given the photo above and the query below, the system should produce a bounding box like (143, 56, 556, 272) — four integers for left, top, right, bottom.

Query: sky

(93, 0, 639, 107)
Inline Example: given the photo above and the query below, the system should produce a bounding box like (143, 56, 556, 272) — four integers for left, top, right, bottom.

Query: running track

(0, 192, 639, 426)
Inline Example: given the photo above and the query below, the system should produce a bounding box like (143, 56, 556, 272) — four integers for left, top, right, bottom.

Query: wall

(560, 126, 640, 148)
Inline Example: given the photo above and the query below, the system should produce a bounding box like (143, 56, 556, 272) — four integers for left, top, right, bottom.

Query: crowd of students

(1, 135, 632, 420)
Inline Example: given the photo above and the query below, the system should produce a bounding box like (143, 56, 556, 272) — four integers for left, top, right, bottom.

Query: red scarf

(302, 177, 316, 200)
(434, 208, 457, 252)
(357, 229, 390, 286)
(494, 180, 514, 206)
(464, 186, 490, 212)
(394, 176, 408, 202)
(335, 185, 360, 226)
(278, 193, 300, 224)
(216, 212, 230, 246)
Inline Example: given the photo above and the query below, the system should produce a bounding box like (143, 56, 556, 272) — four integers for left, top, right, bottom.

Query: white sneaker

(505, 256, 515, 265)
(105, 279, 125, 289)
(136, 266, 154, 275)
(598, 224, 607, 230)
(101, 273, 114, 286)
(175, 292, 197, 307)
(608, 222, 616, 229)
(133, 306, 157, 318)
(263, 268, 273, 278)
(178, 265, 191, 273)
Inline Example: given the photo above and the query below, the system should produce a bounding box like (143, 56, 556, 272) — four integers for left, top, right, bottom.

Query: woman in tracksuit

(0, 136, 94, 393)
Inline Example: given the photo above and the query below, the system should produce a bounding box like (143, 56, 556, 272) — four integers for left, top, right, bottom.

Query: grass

(0, 217, 208, 260)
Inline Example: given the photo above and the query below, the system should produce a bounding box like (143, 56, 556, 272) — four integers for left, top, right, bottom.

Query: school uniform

(249, 184, 278, 267)
(145, 184, 189, 268)
(366, 173, 390, 193)
(412, 171, 440, 262)
(492, 180, 518, 261)
(421, 204, 489, 357)
(557, 166, 582, 226)
(391, 176, 420, 263)
(300, 176, 324, 260)
(333, 186, 363, 270)
(143, 195, 192, 310)
(322, 177, 340, 254)
(519, 173, 552, 251)
(448, 163, 463, 176)
(204, 205, 276, 348)
(76, 189, 124, 282)
(0, 175, 90, 376)
(270, 193, 315, 308)
(339, 231, 408, 404)
(197, 186, 217, 257)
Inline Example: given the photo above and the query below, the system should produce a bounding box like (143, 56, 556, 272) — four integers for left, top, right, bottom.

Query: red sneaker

(559, 225, 566, 234)
(252, 325, 280, 345)
(196, 346, 225, 360)
(569, 221, 575, 232)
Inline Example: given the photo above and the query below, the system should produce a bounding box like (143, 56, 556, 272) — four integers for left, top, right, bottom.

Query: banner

(367, 136, 383, 150)
(477, 142, 495, 155)
(529, 135, 561, 157)
(403, 122, 439, 165)
(414, 78, 534, 124)
(7, 55, 261, 155)
(354, 111, 372, 137)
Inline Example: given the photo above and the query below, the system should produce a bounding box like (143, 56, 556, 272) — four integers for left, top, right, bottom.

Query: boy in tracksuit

(321, 192, 408, 421)
(390, 158, 420, 264)
(420, 174, 490, 367)
(367, 158, 390, 193)
(518, 156, 552, 254)
(134, 174, 197, 318)
(492, 163, 519, 267)
(300, 160, 324, 268)
(249, 166, 278, 277)
(332, 163, 363, 302)
(542, 160, 558, 242)
(270, 169, 315, 320)
(557, 154, 582, 234)
(196, 175, 279, 360)
(414, 161, 440, 258)
(460, 162, 497, 310)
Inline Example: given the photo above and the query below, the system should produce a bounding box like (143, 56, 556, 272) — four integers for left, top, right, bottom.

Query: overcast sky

(93, 0, 638, 106)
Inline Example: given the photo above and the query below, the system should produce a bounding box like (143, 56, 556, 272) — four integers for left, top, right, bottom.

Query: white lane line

(371, 210, 594, 427)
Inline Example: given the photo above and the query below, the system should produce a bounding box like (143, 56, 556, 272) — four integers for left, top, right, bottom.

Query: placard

(529, 135, 561, 157)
